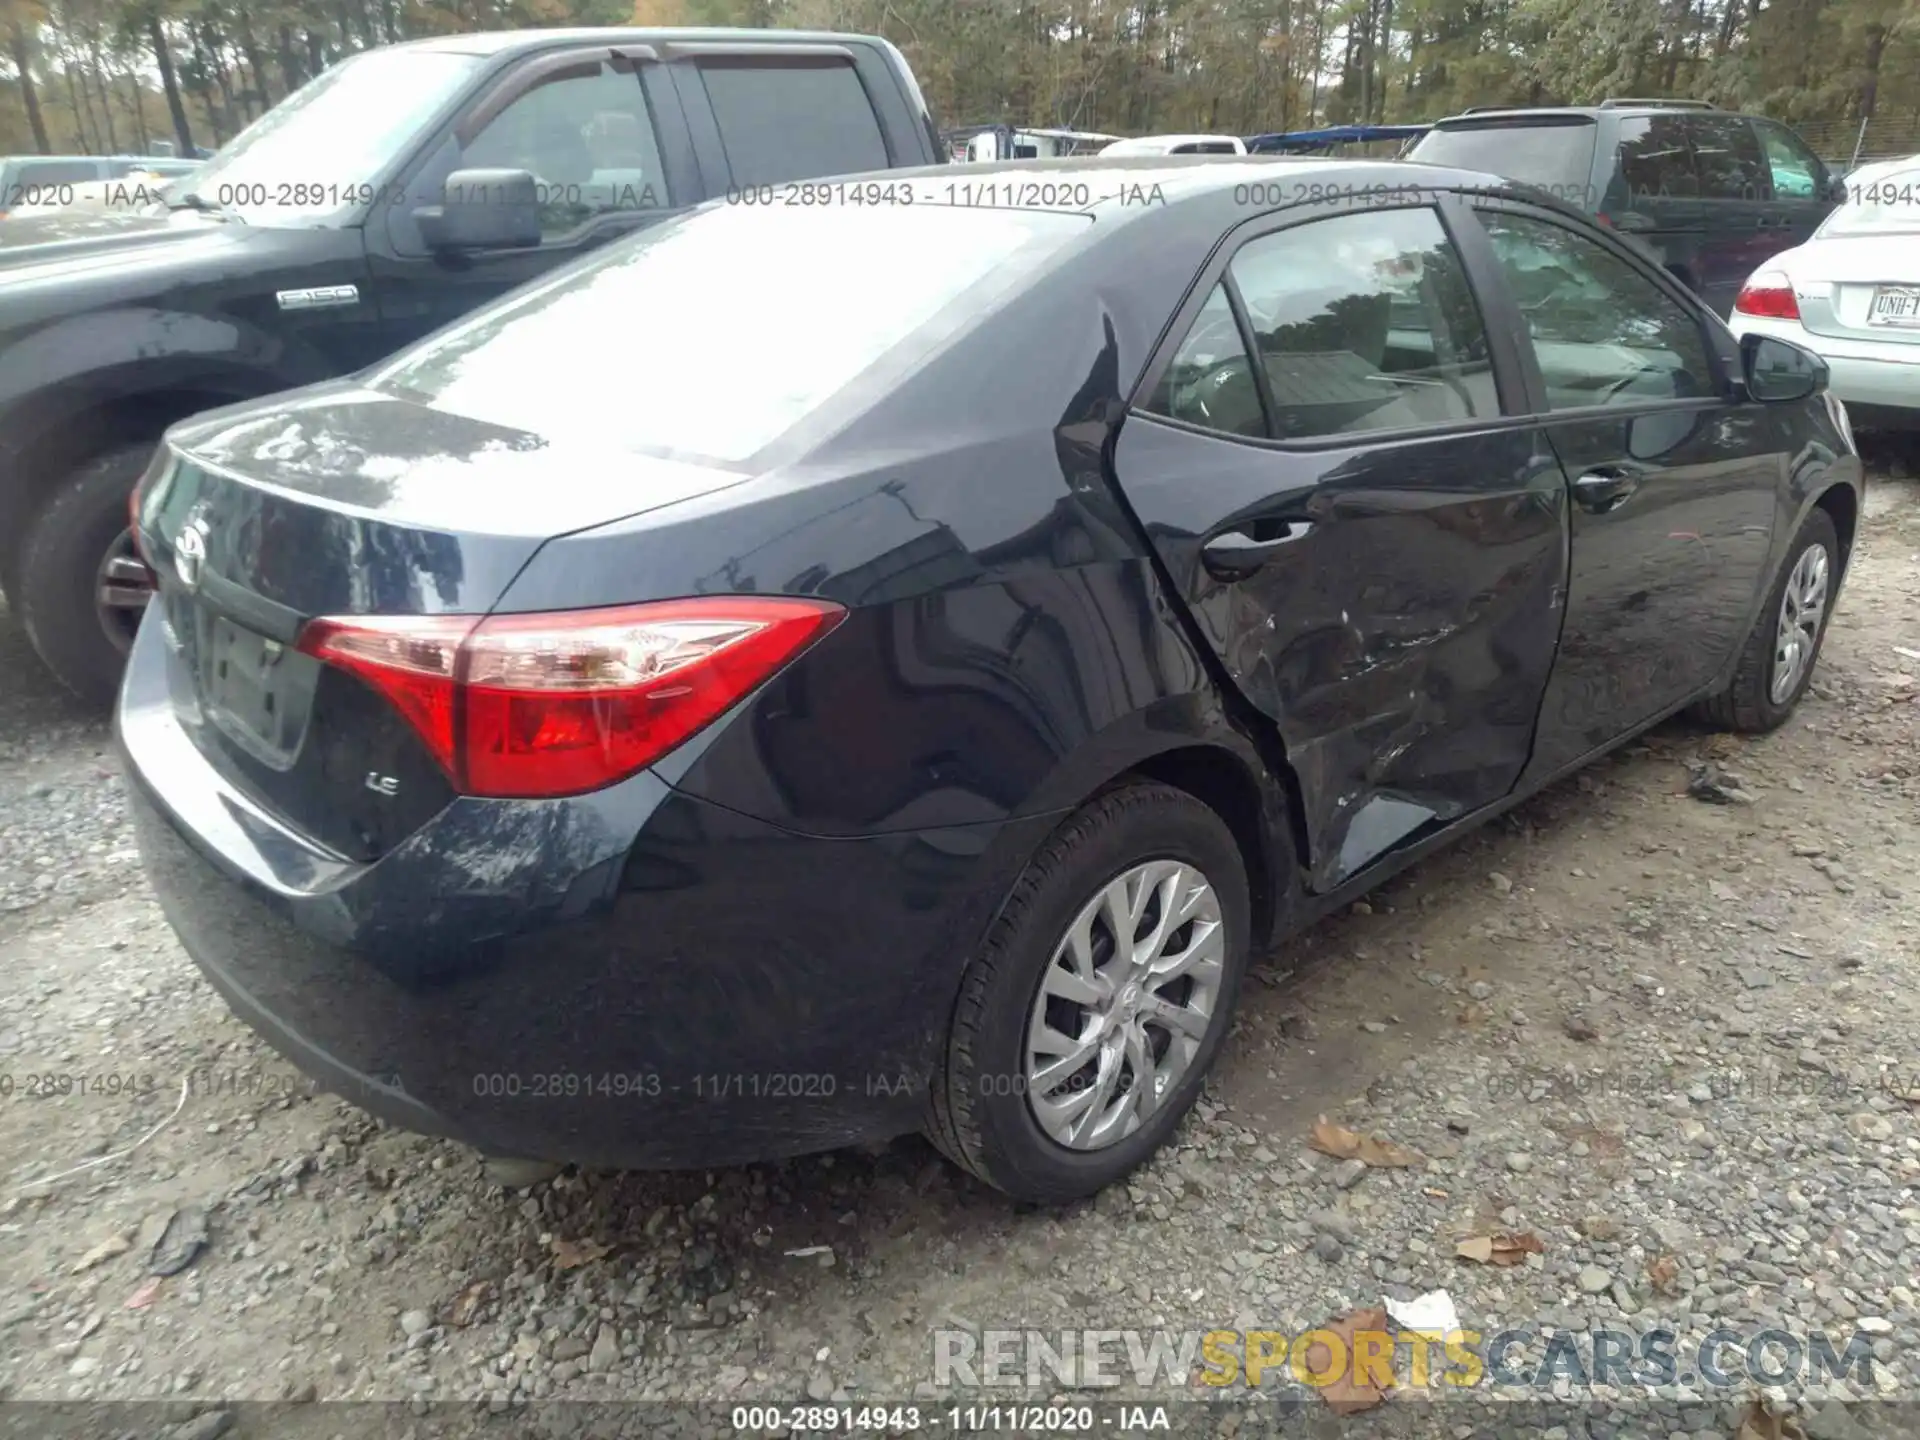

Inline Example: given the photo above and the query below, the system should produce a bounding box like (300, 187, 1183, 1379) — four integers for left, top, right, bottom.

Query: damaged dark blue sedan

(122, 158, 1862, 1203)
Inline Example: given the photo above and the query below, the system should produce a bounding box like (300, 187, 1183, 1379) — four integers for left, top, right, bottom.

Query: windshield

(168, 48, 484, 225)
(374, 198, 1092, 465)
(1411, 121, 1599, 202)
(1819, 169, 1920, 237)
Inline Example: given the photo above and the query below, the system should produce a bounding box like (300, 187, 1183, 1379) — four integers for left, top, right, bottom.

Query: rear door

(1113, 197, 1569, 892)
(1686, 113, 1779, 313)
(1464, 201, 1783, 781)
(1608, 114, 1726, 300)
(367, 45, 700, 348)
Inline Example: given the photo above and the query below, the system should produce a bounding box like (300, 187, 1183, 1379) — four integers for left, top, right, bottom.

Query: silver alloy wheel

(1770, 542, 1830, 705)
(95, 528, 155, 654)
(1024, 859, 1225, 1151)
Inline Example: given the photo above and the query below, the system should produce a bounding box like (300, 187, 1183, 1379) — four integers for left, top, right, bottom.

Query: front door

(1113, 200, 1568, 891)
(1466, 203, 1784, 782)
(365, 49, 699, 354)
(1752, 117, 1838, 251)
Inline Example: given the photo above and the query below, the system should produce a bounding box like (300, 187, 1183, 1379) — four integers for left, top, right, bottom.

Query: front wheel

(14, 442, 159, 708)
(1692, 507, 1839, 733)
(927, 782, 1252, 1203)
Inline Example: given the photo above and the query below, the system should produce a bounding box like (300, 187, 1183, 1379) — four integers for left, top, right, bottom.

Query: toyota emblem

(174, 513, 210, 591)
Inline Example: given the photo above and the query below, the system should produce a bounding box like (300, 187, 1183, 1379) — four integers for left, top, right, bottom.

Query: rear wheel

(15, 442, 158, 707)
(1692, 507, 1839, 733)
(928, 782, 1251, 1203)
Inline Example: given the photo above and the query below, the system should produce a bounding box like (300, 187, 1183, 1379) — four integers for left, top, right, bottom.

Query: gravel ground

(2, 457, 1918, 1440)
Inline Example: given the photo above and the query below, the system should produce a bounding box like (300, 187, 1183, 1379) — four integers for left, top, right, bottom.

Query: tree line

(3, 0, 1916, 161)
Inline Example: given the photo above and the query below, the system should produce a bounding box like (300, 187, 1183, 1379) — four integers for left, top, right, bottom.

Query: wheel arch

(0, 371, 280, 596)
(1812, 479, 1858, 580)
(1122, 742, 1301, 951)
(1009, 694, 1310, 952)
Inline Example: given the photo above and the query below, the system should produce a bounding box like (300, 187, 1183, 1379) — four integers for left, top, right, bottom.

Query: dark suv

(1408, 99, 1841, 316)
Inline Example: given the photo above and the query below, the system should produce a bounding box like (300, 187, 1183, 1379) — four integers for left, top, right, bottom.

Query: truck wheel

(16, 442, 160, 708)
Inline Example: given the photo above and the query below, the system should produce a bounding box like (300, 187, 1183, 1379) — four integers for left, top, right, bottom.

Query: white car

(1728, 155, 1920, 428)
(1100, 134, 1247, 157)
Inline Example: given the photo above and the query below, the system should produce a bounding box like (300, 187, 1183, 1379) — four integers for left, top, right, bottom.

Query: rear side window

(1688, 116, 1768, 200)
(1230, 208, 1496, 438)
(1614, 115, 1699, 199)
(699, 60, 889, 187)
(1144, 207, 1498, 442)
(1409, 120, 1598, 204)
(1143, 285, 1266, 438)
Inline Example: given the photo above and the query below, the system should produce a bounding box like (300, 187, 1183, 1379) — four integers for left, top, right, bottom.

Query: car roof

(1427, 103, 1738, 125)
(386, 26, 891, 57)
(876, 153, 1555, 211)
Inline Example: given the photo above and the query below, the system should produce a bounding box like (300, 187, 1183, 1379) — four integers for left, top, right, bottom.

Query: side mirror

(414, 168, 541, 252)
(1741, 332, 1827, 403)
(1826, 174, 1850, 203)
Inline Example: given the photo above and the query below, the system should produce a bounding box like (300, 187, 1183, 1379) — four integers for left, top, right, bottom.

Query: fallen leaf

(1307, 1116, 1422, 1167)
(1456, 1231, 1543, 1266)
(440, 1279, 491, 1328)
(550, 1237, 609, 1270)
(123, 1277, 164, 1310)
(148, 1206, 209, 1278)
(71, 1232, 132, 1274)
(1307, 1306, 1394, 1415)
(1647, 1253, 1680, 1296)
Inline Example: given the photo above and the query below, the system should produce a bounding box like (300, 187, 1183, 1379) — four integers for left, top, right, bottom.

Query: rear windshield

(1410, 120, 1599, 203)
(373, 199, 1092, 465)
(1819, 169, 1920, 236)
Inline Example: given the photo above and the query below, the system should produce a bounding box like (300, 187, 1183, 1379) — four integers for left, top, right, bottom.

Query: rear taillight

(1734, 271, 1800, 320)
(298, 597, 845, 799)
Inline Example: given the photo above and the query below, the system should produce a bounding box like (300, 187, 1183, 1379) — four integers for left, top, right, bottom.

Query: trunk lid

(1787, 235, 1920, 346)
(138, 385, 752, 858)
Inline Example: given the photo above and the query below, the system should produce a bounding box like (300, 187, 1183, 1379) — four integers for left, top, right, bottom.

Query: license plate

(1867, 286, 1920, 327)
(190, 608, 314, 761)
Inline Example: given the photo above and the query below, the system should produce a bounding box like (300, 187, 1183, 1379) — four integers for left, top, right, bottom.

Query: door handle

(1199, 519, 1314, 579)
(1571, 468, 1641, 514)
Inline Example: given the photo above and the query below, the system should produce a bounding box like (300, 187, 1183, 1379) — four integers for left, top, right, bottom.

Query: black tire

(1692, 507, 1840, 733)
(927, 781, 1253, 1204)
(15, 442, 158, 708)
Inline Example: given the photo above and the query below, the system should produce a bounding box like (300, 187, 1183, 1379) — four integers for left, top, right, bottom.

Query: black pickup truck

(0, 27, 943, 703)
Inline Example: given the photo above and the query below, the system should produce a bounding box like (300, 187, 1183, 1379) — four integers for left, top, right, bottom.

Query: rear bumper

(1730, 315, 1920, 415)
(119, 613, 1043, 1169)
